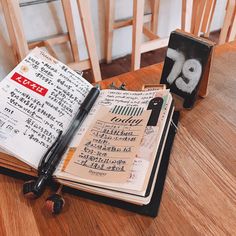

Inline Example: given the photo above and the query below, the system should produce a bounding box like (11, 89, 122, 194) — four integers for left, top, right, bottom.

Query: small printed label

(11, 72, 48, 96)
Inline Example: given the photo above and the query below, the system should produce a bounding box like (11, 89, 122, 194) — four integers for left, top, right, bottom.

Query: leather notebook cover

(0, 111, 180, 217)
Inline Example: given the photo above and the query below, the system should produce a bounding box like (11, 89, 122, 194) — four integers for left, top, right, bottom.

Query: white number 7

(166, 48, 202, 94)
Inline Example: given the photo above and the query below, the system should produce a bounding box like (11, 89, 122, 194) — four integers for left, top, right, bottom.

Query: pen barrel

(44, 86, 100, 169)
(33, 112, 87, 196)
(80, 87, 100, 112)
(34, 86, 100, 196)
(47, 112, 86, 167)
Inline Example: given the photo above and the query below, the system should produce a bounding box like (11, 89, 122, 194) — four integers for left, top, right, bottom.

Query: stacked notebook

(0, 48, 178, 216)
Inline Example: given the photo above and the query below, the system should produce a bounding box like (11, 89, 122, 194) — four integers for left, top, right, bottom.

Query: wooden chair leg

(131, 0, 145, 71)
(61, 0, 80, 62)
(77, 0, 102, 82)
(183, 0, 193, 32)
(105, 0, 115, 64)
(228, 6, 236, 42)
(219, 0, 235, 44)
(205, 0, 217, 38)
(150, 0, 160, 34)
(3, 0, 28, 62)
(201, 0, 216, 37)
(190, 0, 199, 33)
(0, 0, 19, 63)
(193, 0, 207, 36)
(181, 0, 187, 31)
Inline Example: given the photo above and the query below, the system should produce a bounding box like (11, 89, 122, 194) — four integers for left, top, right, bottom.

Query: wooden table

(0, 41, 236, 236)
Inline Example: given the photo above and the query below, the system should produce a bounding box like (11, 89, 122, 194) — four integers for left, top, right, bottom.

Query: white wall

(0, 0, 227, 79)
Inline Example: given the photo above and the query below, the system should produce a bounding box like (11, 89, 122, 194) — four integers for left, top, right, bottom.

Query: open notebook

(0, 48, 178, 215)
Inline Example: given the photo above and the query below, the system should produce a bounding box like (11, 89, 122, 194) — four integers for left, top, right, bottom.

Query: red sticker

(11, 72, 48, 96)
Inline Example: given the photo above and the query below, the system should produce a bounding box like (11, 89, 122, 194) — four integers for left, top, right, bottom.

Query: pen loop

(38, 131, 62, 174)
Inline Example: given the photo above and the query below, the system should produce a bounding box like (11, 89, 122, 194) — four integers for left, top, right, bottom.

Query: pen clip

(38, 131, 62, 175)
(171, 120, 178, 132)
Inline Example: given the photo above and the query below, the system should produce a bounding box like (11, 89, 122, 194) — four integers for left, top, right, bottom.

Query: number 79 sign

(160, 30, 214, 109)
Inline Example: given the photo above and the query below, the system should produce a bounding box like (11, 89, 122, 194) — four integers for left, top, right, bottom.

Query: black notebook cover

(0, 111, 180, 217)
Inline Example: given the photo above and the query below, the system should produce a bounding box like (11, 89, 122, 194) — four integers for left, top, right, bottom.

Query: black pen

(23, 86, 100, 198)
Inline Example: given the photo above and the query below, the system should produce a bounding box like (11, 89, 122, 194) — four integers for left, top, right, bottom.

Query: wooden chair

(132, 0, 217, 71)
(131, 0, 169, 71)
(104, 0, 160, 64)
(1, 0, 102, 82)
(132, 0, 196, 71)
(219, 0, 236, 44)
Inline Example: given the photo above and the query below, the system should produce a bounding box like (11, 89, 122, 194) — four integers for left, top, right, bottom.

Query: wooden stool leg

(219, 0, 235, 44)
(150, 0, 160, 34)
(228, 6, 236, 42)
(77, 0, 102, 82)
(131, 0, 145, 71)
(181, 0, 187, 31)
(205, 0, 217, 37)
(193, 0, 207, 36)
(1, 0, 19, 63)
(190, 0, 201, 33)
(183, 0, 193, 32)
(61, 0, 80, 62)
(201, 0, 216, 37)
(3, 0, 28, 62)
(105, 0, 115, 64)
